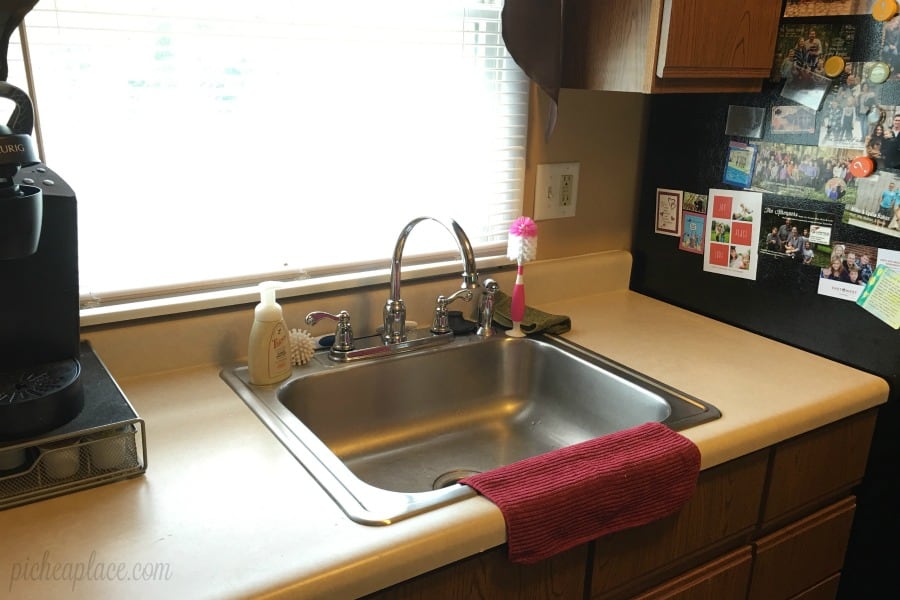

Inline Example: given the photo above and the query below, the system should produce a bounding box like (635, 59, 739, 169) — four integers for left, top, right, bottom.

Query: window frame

(7, 2, 529, 326)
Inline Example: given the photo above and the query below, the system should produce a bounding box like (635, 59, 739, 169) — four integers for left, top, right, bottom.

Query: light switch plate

(534, 162, 580, 220)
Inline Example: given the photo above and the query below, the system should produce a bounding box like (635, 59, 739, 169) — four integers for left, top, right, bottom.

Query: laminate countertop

(0, 252, 888, 599)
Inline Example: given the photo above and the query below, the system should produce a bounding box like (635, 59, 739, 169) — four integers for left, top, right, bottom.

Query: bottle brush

(506, 216, 538, 337)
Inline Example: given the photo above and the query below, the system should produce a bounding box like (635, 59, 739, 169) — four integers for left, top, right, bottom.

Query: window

(7, 1, 528, 315)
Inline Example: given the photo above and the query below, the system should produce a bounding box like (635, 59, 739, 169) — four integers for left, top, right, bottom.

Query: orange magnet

(824, 56, 845, 78)
(873, 0, 899, 21)
(849, 156, 875, 178)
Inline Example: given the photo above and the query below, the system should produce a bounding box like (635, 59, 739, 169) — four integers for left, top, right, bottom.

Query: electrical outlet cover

(535, 162, 580, 220)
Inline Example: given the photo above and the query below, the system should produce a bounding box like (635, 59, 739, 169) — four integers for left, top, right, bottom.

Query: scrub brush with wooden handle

(506, 216, 538, 337)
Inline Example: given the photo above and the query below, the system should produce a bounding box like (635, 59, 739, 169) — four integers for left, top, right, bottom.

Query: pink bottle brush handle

(510, 264, 526, 323)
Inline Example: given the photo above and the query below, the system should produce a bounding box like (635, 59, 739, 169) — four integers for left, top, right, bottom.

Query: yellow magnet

(824, 56, 845, 78)
(873, 0, 899, 22)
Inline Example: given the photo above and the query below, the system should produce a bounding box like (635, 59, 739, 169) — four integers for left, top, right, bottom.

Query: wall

(82, 88, 650, 377)
(525, 86, 650, 259)
(629, 89, 899, 600)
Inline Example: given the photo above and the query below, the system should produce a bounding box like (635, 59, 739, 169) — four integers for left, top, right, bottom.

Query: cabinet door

(633, 547, 753, 600)
(590, 451, 768, 599)
(364, 544, 587, 600)
(656, 0, 782, 79)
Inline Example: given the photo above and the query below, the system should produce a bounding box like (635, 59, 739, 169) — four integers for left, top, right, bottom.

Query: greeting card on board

(703, 189, 763, 280)
(655, 188, 683, 236)
(857, 265, 900, 329)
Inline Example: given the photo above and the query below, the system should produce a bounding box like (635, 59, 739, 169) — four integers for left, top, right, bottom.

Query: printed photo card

(703, 189, 763, 280)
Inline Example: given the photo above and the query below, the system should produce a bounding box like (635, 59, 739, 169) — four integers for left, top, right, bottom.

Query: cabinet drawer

(763, 409, 876, 528)
(749, 497, 855, 600)
(790, 573, 841, 600)
(591, 450, 767, 599)
(633, 547, 753, 600)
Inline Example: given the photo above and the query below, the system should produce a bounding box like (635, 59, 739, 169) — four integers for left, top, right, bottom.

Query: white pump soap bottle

(248, 281, 292, 385)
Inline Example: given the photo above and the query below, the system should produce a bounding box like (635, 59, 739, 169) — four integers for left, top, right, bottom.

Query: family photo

(759, 206, 836, 267)
(752, 141, 860, 203)
(851, 172, 900, 237)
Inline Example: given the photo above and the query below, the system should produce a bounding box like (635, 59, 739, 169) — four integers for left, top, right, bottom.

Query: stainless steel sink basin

(221, 333, 720, 525)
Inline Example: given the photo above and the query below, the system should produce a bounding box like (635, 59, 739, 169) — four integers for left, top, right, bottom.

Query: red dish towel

(460, 422, 701, 564)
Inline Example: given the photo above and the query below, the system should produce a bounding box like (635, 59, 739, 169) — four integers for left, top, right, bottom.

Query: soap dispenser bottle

(248, 282, 292, 385)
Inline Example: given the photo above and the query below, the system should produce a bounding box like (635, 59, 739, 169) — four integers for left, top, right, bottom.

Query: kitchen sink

(221, 333, 720, 525)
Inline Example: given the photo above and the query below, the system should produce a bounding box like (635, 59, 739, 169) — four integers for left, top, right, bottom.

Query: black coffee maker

(0, 0, 83, 441)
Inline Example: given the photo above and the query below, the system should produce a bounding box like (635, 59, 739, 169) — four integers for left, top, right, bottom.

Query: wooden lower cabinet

(761, 411, 875, 529)
(790, 574, 841, 600)
(365, 410, 875, 600)
(748, 498, 856, 600)
(632, 547, 753, 600)
(590, 451, 768, 599)
(363, 544, 587, 600)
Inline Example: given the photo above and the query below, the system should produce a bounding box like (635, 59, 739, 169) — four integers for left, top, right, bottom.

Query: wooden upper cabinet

(562, 0, 783, 93)
(656, 0, 782, 79)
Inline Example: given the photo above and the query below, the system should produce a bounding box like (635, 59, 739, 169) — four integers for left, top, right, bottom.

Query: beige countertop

(0, 252, 889, 599)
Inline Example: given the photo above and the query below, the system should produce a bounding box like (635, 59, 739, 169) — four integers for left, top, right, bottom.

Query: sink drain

(432, 469, 481, 490)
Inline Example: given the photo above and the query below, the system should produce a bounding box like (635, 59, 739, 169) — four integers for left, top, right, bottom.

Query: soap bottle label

(269, 322, 290, 378)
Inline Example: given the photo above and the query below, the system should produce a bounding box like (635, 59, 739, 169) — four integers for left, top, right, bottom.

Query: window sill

(80, 254, 512, 328)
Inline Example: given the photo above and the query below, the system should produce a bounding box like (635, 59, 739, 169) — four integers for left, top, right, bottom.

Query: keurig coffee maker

(0, 1, 146, 510)
(0, 0, 83, 441)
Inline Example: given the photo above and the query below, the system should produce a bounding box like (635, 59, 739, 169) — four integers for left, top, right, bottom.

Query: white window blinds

(7, 1, 528, 304)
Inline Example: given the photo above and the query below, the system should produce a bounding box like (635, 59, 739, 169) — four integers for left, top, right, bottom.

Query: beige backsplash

(81, 252, 632, 379)
(524, 86, 649, 260)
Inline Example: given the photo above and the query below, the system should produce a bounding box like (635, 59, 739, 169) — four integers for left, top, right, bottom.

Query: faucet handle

(431, 288, 473, 334)
(305, 310, 353, 352)
(476, 278, 500, 337)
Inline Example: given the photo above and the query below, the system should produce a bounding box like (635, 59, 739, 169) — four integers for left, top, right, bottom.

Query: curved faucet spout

(389, 217, 478, 301)
(384, 217, 479, 343)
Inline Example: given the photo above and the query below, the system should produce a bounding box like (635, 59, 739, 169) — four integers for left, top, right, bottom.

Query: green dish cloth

(492, 290, 571, 335)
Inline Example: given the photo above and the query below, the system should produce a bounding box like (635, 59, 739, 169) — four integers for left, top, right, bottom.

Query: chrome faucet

(310, 217, 497, 362)
(383, 217, 481, 343)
